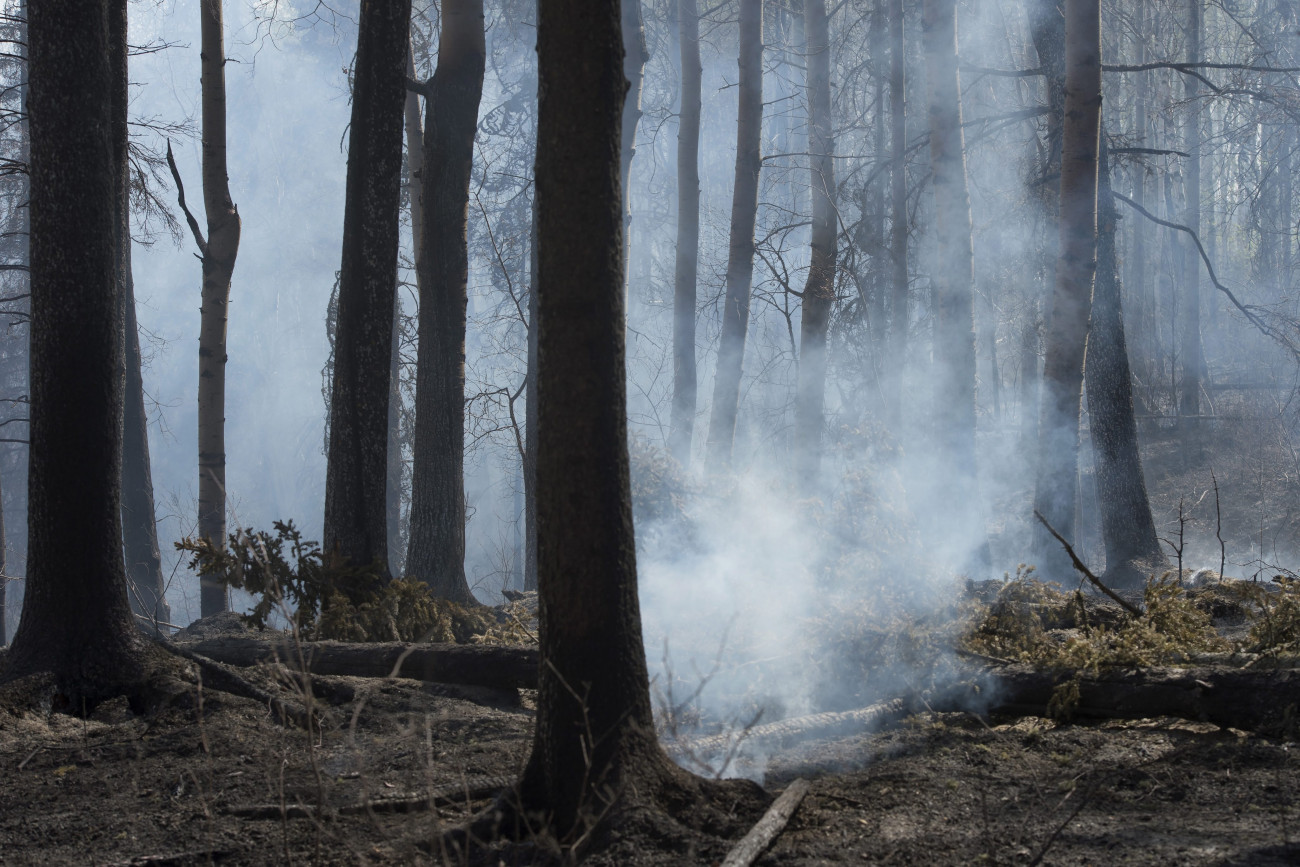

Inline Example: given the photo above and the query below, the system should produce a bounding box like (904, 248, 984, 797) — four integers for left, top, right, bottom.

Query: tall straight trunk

(391, 40, 427, 575)
(323, 0, 412, 580)
(668, 0, 701, 467)
(197, 0, 241, 617)
(887, 0, 908, 427)
(524, 203, 538, 592)
(870, 0, 887, 357)
(621, 0, 648, 287)
(1086, 137, 1168, 588)
(406, 0, 485, 605)
(3, 0, 147, 697)
(706, 0, 763, 471)
(1032, 0, 1101, 579)
(1178, 0, 1204, 424)
(793, 0, 836, 489)
(922, 0, 989, 572)
(122, 248, 169, 629)
(1129, 23, 1152, 391)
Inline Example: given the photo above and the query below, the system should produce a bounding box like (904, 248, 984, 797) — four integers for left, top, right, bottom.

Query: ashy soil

(0, 653, 1296, 866)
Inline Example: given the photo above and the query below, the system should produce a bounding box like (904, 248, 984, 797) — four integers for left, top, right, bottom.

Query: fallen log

(721, 779, 810, 867)
(984, 663, 1300, 734)
(226, 775, 513, 820)
(175, 636, 538, 690)
(668, 698, 909, 761)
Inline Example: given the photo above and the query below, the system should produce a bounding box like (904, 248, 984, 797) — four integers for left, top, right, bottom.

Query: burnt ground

(0, 653, 1296, 866)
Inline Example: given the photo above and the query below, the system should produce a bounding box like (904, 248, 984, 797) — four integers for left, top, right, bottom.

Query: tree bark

(524, 203, 538, 593)
(922, 0, 989, 573)
(1178, 0, 1205, 430)
(1085, 138, 1168, 589)
(621, 0, 648, 288)
(793, 0, 836, 490)
(197, 0, 242, 617)
(406, 0, 484, 605)
(706, 0, 763, 472)
(1032, 0, 1101, 580)
(887, 0, 908, 429)
(323, 0, 411, 583)
(2, 0, 147, 698)
(517, 0, 702, 833)
(669, 0, 701, 468)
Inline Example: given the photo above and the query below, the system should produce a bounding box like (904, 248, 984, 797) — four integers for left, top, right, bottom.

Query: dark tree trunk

(1085, 137, 1168, 589)
(887, 0, 908, 428)
(621, 0, 648, 286)
(793, 0, 836, 489)
(2, 0, 146, 697)
(1178, 0, 1205, 429)
(669, 0, 701, 467)
(1032, 0, 1101, 580)
(517, 0, 719, 834)
(323, 0, 412, 580)
(706, 0, 763, 471)
(197, 0, 241, 618)
(922, 0, 989, 573)
(405, 0, 484, 605)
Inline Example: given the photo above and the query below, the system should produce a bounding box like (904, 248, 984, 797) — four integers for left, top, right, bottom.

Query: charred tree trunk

(1085, 138, 1168, 588)
(887, 0, 908, 427)
(406, 0, 484, 605)
(1032, 0, 1101, 581)
(621, 0, 648, 288)
(922, 0, 989, 573)
(515, 0, 738, 835)
(197, 0, 242, 618)
(706, 0, 763, 471)
(323, 0, 412, 581)
(669, 0, 701, 468)
(793, 0, 836, 489)
(2, 0, 147, 697)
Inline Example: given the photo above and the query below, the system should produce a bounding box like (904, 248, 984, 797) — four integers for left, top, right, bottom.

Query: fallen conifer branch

(1034, 510, 1144, 617)
(174, 635, 538, 690)
(721, 778, 810, 867)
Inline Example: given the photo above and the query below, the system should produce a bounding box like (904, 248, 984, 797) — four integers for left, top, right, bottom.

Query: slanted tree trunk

(514, 0, 764, 837)
(922, 0, 989, 573)
(323, 0, 412, 581)
(197, 0, 242, 617)
(706, 0, 763, 472)
(1085, 138, 1168, 588)
(1032, 0, 1101, 580)
(669, 0, 701, 467)
(887, 0, 908, 428)
(2, 0, 147, 699)
(406, 0, 484, 605)
(793, 0, 836, 489)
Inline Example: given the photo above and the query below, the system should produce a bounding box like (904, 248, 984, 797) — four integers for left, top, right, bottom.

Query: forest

(1, 0, 1300, 862)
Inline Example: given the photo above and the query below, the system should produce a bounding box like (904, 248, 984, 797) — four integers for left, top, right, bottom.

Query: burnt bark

(324, 0, 411, 580)
(706, 0, 763, 471)
(1085, 139, 1168, 588)
(669, 0, 701, 467)
(405, 0, 484, 605)
(2, 0, 147, 697)
(1032, 0, 1101, 581)
(516, 0, 708, 834)
(197, 0, 242, 618)
(922, 0, 989, 573)
(793, 0, 836, 489)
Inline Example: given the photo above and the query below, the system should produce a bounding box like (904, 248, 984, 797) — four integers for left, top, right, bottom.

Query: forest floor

(0, 629, 1296, 865)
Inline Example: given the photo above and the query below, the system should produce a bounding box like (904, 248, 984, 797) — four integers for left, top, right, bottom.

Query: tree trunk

(405, 0, 484, 605)
(792, 0, 836, 489)
(1178, 0, 1205, 430)
(1085, 138, 1168, 588)
(887, 0, 908, 428)
(2, 0, 146, 698)
(1032, 0, 1101, 580)
(669, 0, 701, 468)
(621, 0, 648, 289)
(706, 0, 763, 472)
(323, 0, 411, 582)
(197, 0, 242, 617)
(524, 203, 538, 593)
(517, 0, 708, 834)
(922, 0, 989, 573)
